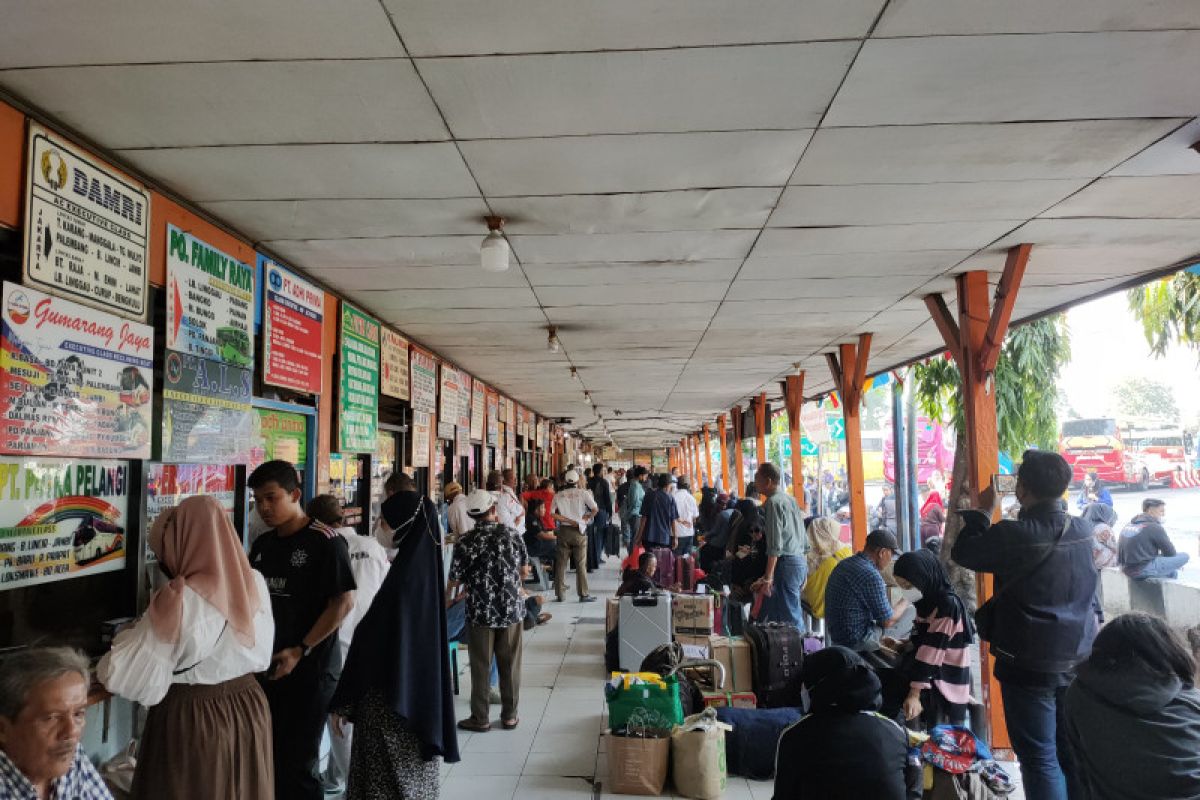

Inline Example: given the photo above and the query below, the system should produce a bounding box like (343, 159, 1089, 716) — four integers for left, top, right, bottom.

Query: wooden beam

(717, 414, 730, 493)
(755, 392, 767, 469)
(851, 333, 873, 398)
(834, 341, 870, 551)
(924, 293, 963, 364)
(825, 351, 843, 391)
(731, 405, 746, 497)
(979, 243, 1032, 374)
(784, 373, 806, 507)
(703, 425, 713, 488)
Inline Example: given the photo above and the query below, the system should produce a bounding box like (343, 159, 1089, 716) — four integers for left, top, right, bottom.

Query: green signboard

(338, 303, 380, 453)
(255, 409, 308, 466)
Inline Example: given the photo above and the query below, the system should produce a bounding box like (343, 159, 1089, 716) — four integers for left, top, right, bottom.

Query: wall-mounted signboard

(0, 282, 153, 459)
(410, 348, 437, 414)
(0, 456, 131, 591)
(380, 328, 409, 401)
(338, 303, 380, 453)
(411, 410, 431, 469)
(470, 381, 486, 443)
(166, 225, 253, 368)
(486, 389, 499, 447)
(23, 124, 149, 321)
(162, 350, 254, 463)
(260, 256, 323, 395)
(438, 364, 463, 441)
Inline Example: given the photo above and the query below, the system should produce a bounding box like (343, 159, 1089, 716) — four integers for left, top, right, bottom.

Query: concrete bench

(1098, 567, 1200, 629)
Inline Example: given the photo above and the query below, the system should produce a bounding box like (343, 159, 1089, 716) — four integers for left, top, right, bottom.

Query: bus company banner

(260, 256, 323, 394)
(23, 124, 149, 322)
(470, 380, 486, 443)
(411, 410, 431, 469)
(438, 364, 463, 441)
(486, 389, 499, 447)
(380, 328, 409, 401)
(457, 374, 472, 432)
(338, 303, 380, 453)
(165, 225, 254, 369)
(0, 457, 130, 591)
(145, 463, 237, 545)
(251, 408, 308, 470)
(410, 348, 437, 414)
(162, 349, 254, 464)
(0, 282, 154, 459)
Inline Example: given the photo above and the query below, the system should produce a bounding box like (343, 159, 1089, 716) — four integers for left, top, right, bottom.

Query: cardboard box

(606, 598, 620, 632)
(672, 592, 714, 635)
(710, 635, 754, 692)
(701, 691, 757, 709)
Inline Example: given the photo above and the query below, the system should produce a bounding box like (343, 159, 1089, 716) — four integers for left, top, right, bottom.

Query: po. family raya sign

(23, 124, 149, 321)
(166, 225, 254, 368)
(0, 457, 131, 591)
(261, 256, 323, 394)
(0, 282, 154, 459)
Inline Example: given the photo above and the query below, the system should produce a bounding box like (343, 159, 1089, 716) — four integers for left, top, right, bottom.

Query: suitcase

(714, 706, 803, 779)
(651, 547, 676, 589)
(605, 523, 622, 557)
(745, 622, 805, 708)
(619, 593, 673, 672)
(675, 553, 696, 591)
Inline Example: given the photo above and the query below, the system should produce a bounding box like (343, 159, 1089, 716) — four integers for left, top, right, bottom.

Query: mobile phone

(993, 474, 1018, 494)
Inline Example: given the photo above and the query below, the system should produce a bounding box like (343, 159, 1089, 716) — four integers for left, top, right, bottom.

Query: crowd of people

(3, 453, 1200, 800)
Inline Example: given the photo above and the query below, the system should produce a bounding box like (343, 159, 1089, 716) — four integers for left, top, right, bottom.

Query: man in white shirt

(551, 470, 598, 603)
(307, 495, 389, 800)
(674, 476, 700, 556)
(444, 482, 473, 538)
(494, 469, 525, 535)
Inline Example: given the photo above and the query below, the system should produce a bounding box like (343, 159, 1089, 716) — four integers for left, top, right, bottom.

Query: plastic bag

(609, 727, 670, 796)
(671, 709, 731, 800)
(606, 672, 684, 731)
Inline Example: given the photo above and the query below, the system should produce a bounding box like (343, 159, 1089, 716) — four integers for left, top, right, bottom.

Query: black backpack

(640, 643, 705, 717)
(745, 622, 805, 708)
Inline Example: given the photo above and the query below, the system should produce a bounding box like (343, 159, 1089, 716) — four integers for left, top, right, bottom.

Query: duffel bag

(713, 705, 803, 780)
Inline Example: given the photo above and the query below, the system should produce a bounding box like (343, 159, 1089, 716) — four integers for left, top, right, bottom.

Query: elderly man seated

(0, 647, 111, 799)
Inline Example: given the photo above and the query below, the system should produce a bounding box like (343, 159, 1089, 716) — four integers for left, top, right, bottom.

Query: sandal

(457, 719, 491, 733)
(501, 718, 520, 730)
(536, 613, 552, 625)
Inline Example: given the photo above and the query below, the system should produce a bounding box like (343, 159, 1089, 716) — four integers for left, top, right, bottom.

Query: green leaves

(1128, 272, 1200, 356)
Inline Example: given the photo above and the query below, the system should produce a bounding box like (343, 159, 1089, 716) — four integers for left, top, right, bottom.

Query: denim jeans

(1132, 552, 1191, 579)
(758, 554, 807, 631)
(1000, 679, 1075, 800)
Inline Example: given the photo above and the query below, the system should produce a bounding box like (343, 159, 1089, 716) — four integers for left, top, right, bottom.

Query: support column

(782, 373, 806, 507)
(703, 425, 713, 489)
(754, 393, 767, 469)
(731, 405, 746, 497)
(826, 334, 873, 551)
(924, 243, 1031, 752)
(717, 415, 730, 493)
(688, 434, 699, 485)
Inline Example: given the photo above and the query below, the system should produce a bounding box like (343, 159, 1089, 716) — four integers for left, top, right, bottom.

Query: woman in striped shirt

(890, 549, 974, 727)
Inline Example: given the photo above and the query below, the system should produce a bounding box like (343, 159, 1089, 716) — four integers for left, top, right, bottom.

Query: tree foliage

(1111, 376, 1180, 420)
(911, 315, 1072, 456)
(1128, 271, 1200, 355)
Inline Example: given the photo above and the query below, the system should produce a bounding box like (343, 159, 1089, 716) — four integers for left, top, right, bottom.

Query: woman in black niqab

(330, 489, 459, 799)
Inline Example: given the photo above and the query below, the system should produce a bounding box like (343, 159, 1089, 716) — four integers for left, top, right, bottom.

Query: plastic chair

(448, 640, 460, 695)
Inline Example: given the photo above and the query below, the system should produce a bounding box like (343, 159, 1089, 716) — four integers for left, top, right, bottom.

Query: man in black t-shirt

(248, 460, 356, 800)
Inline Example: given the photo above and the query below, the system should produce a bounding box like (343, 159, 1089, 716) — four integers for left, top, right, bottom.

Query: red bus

(1059, 417, 1189, 490)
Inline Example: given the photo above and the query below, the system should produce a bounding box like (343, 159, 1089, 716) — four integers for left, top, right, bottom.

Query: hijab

(893, 549, 973, 641)
(330, 492, 460, 763)
(1081, 502, 1118, 530)
(807, 517, 843, 568)
(733, 498, 762, 541)
(919, 505, 945, 544)
(803, 646, 882, 713)
(380, 489, 440, 549)
(147, 495, 261, 647)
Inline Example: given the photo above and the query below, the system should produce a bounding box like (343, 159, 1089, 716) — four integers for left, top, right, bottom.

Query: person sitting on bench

(617, 552, 658, 596)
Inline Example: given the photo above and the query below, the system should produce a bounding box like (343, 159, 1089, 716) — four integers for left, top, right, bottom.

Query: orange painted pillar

(827, 335, 872, 552)
(783, 374, 806, 507)
(703, 425, 713, 488)
(692, 434, 702, 485)
(754, 393, 767, 468)
(717, 415, 730, 493)
(731, 406, 746, 497)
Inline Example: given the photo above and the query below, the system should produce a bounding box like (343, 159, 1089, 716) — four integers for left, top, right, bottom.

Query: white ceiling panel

(0, 0, 404, 68)
(492, 189, 777, 235)
(538, 282, 727, 307)
(875, 0, 1200, 37)
(726, 276, 929, 302)
(512, 231, 756, 264)
(548, 302, 719, 324)
(120, 143, 478, 202)
(0, 60, 446, 149)
(1042, 175, 1200, 219)
(755, 221, 1017, 257)
(306, 265, 528, 292)
(770, 180, 1085, 227)
(1109, 118, 1200, 176)
(740, 251, 971, 280)
(267, 236, 482, 270)
(987, 217, 1200, 258)
(388, 0, 884, 55)
(421, 44, 855, 139)
(375, 307, 547, 325)
(827, 33, 1200, 127)
(961, 245, 1200, 279)
(462, 131, 811, 196)
(524, 260, 742, 287)
(202, 198, 487, 242)
(350, 286, 539, 311)
(792, 120, 1183, 185)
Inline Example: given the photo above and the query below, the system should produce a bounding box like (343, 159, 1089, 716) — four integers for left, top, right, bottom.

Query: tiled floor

(439, 558, 777, 800)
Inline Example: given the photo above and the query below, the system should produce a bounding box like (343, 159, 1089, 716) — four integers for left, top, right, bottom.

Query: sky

(1059, 288, 1200, 426)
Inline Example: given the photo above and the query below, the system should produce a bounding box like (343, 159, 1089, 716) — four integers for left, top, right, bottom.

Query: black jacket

(953, 500, 1097, 676)
(1118, 513, 1176, 572)
(1066, 660, 1200, 799)
(589, 476, 612, 515)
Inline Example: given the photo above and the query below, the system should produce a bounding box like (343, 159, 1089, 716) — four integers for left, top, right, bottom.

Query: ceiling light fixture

(570, 366, 579, 380)
(583, 391, 592, 405)
(547, 327, 560, 353)
(480, 216, 510, 273)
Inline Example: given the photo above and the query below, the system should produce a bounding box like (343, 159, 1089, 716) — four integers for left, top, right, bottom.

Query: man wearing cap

(444, 481, 472, 538)
(551, 470, 598, 603)
(824, 529, 910, 654)
(447, 488, 530, 732)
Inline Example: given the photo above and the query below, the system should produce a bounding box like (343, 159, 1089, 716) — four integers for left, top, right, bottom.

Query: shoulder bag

(974, 515, 1070, 643)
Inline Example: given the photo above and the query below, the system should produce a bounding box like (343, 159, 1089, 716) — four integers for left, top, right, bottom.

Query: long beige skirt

(133, 674, 274, 800)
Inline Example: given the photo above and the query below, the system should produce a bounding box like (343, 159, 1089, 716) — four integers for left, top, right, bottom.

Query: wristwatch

(296, 643, 313, 658)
